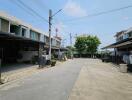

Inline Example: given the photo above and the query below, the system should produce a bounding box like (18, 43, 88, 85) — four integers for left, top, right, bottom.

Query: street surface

(0, 59, 132, 100)
(0, 59, 82, 100)
(69, 59, 132, 100)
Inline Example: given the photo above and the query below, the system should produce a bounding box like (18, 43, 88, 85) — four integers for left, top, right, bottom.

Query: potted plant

(51, 60, 56, 67)
(51, 53, 56, 67)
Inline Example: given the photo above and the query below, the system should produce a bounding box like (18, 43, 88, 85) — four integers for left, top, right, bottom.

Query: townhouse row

(0, 13, 61, 48)
(115, 28, 132, 42)
(0, 12, 62, 64)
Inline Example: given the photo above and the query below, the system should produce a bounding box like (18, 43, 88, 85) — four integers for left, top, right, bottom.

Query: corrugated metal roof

(102, 37, 132, 49)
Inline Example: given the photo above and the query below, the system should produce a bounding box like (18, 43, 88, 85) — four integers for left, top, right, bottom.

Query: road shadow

(1, 63, 37, 73)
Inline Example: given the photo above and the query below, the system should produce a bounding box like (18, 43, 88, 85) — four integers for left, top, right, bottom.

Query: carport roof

(102, 37, 132, 49)
(0, 31, 45, 45)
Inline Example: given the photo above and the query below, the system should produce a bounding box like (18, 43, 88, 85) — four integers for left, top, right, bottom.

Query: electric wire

(62, 5, 132, 23)
(15, 0, 49, 23)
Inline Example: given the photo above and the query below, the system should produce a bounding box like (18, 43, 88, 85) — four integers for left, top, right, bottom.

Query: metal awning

(0, 31, 44, 44)
(0, 31, 46, 51)
(102, 38, 132, 49)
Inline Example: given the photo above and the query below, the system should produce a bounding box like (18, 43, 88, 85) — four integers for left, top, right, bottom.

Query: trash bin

(119, 64, 127, 73)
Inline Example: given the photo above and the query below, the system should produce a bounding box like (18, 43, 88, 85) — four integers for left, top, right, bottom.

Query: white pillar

(20, 26, 22, 36)
(8, 21, 10, 33)
(0, 19, 1, 31)
(26, 28, 30, 38)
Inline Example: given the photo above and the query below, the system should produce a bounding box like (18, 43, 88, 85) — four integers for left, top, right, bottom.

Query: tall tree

(75, 35, 101, 57)
(74, 36, 87, 57)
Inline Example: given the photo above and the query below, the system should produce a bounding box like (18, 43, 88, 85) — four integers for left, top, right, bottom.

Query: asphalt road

(0, 59, 83, 100)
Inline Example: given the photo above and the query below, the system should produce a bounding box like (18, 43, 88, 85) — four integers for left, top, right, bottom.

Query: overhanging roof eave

(0, 31, 44, 44)
(102, 37, 132, 49)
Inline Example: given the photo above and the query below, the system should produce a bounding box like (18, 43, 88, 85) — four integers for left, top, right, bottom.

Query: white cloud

(63, 0, 87, 17)
(123, 16, 129, 20)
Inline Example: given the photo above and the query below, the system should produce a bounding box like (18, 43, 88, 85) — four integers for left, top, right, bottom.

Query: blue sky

(0, 0, 132, 48)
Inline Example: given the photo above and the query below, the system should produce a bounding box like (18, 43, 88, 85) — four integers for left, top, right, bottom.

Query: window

(128, 32, 132, 37)
(44, 36, 49, 44)
(30, 30, 40, 41)
(10, 25, 20, 36)
(1, 19, 9, 33)
(22, 28, 26, 37)
(51, 39, 56, 46)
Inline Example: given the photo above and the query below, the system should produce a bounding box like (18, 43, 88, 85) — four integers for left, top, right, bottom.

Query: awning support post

(0, 59, 4, 84)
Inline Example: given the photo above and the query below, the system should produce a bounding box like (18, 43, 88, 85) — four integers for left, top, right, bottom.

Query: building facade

(102, 27, 132, 65)
(0, 11, 61, 64)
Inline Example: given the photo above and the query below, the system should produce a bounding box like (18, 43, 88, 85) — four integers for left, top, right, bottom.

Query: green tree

(66, 46, 75, 51)
(74, 36, 87, 57)
(75, 35, 101, 57)
(65, 46, 75, 58)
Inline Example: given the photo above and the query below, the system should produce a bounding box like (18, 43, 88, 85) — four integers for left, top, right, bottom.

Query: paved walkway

(69, 59, 132, 100)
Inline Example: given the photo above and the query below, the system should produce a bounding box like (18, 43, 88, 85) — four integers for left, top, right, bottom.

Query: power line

(32, 0, 49, 13)
(8, 0, 49, 25)
(12, 0, 63, 31)
(63, 5, 132, 22)
(11, 0, 39, 18)
(15, 0, 49, 23)
(52, 9, 62, 17)
(13, 0, 63, 25)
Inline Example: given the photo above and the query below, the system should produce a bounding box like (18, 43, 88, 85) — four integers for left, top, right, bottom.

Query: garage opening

(0, 32, 43, 65)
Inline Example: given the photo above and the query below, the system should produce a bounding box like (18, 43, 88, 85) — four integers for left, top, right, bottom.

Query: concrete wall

(40, 34, 44, 42)
(26, 28, 30, 38)
(0, 18, 9, 33)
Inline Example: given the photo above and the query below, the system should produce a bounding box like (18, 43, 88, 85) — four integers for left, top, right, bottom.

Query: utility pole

(70, 33, 73, 59)
(49, 9, 52, 61)
(48, 9, 62, 61)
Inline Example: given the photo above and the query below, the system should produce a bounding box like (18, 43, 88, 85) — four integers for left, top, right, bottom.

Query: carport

(0, 31, 44, 65)
(102, 38, 132, 64)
